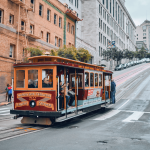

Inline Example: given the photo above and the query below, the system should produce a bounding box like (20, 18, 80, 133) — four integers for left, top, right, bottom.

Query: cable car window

(28, 70, 38, 88)
(42, 69, 53, 88)
(16, 70, 25, 88)
(99, 74, 102, 86)
(95, 73, 98, 87)
(90, 73, 94, 87)
(85, 72, 89, 87)
(70, 74, 83, 88)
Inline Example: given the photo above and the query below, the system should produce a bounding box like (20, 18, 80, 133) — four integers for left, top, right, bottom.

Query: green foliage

(26, 47, 43, 57)
(51, 46, 92, 62)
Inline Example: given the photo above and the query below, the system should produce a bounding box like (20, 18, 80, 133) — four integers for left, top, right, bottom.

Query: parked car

(127, 62, 131, 67)
(146, 58, 150, 63)
(134, 61, 137, 65)
(123, 63, 128, 69)
(130, 61, 134, 66)
(115, 64, 124, 71)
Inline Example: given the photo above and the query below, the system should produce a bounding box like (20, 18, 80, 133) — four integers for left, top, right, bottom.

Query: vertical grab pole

(57, 76, 59, 111)
(76, 69, 78, 114)
(12, 77, 14, 110)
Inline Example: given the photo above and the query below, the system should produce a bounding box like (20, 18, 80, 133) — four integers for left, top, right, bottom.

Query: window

(103, 9, 105, 19)
(143, 29, 146, 32)
(30, 24, 34, 34)
(103, 0, 105, 5)
(54, 14, 57, 25)
(9, 14, 14, 24)
(137, 34, 138, 36)
(21, 21, 25, 31)
(41, 31, 43, 38)
(110, 0, 111, 13)
(113, 0, 114, 17)
(59, 17, 62, 28)
(99, 32, 100, 42)
(30, 0, 34, 11)
(116, 2, 117, 21)
(16, 70, 25, 88)
(67, 23, 70, 32)
(143, 33, 146, 36)
(90, 73, 94, 87)
(101, 48, 103, 56)
(39, 4, 43, 17)
(99, 18, 100, 28)
(10, 45, 15, 58)
(0, 9, 4, 23)
(42, 69, 53, 88)
(55, 37, 58, 46)
(106, 0, 108, 9)
(99, 4, 100, 13)
(47, 9, 51, 21)
(47, 32, 50, 43)
(58, 38, 62, 47)
(101, 20, 102, 29)
(71, 25, 74, 34)
(28, 70, 38, 88)
(143, 37, 146, 39)
(85, 72, 89, 87)
(99, 46, 101, 56)
(77, 0, 78, 8)
(99, 74, 102, 86)
(95, 74, 98, 87)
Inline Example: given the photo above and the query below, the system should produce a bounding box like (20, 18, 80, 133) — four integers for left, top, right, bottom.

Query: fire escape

(9, 0, 41, 63)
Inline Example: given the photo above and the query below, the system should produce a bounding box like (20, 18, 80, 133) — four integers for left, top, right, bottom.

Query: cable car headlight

(30, 100, 36, 108)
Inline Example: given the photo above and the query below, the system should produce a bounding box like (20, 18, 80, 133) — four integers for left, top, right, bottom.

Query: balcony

(26, 31, 41, 39)
(10, 0, 26, 7)
(9, 0, 33, 11)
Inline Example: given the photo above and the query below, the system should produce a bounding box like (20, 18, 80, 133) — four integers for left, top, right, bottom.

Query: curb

(0, 102, 12, 106)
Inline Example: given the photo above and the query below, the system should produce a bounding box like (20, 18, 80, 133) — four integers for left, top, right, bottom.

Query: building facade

(0, 0, 80, 93)
(81, 0, 136, 68)
(136, 20, 150, 53)
(136, 41, 148, 51)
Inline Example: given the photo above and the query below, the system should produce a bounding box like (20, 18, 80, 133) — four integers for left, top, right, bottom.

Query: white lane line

(0, 113, 10, 115)
(122, 112, 144, 122)
(117, 99, 130, 110)
(94, 110, 120, 120)
(0, 108, 11, 110)
(0, 110, 10, 113)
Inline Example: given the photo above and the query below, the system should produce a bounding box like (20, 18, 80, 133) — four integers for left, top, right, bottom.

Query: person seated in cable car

(28, 79, 35, 88)
(42, 77, 52, 88)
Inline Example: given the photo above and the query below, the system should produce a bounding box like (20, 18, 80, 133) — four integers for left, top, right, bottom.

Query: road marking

(0, 108, 11, 110)
(0, 113, 10, 115)
(117, 99, 130, 110)
(94, 110, 120, 120)
(122, 112, 144, 122)
(0, 110, 10, 113)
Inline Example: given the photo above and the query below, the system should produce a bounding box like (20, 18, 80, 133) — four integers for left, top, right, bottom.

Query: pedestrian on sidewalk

(8, 84, 12, 103)
(5, 84, 9, 101)
(111, 79, 116, 104)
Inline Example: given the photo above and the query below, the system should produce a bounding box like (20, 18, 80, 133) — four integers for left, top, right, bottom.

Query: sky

(125, 0, 150, 26)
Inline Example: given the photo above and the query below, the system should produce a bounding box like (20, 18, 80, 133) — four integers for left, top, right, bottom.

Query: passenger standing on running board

(111, 79, 116, 104)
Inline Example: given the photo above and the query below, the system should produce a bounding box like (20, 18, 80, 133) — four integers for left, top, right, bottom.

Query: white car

(146, 58, 150, 63)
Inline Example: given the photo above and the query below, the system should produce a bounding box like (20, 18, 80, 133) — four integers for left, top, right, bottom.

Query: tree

(51, 46, 92, 62)
(26, 47, 43, 57)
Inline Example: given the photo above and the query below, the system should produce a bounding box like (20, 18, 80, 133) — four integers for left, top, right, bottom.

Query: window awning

(65, 9, 82, 21)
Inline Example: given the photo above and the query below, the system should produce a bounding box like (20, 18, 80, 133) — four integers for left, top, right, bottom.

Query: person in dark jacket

(5, 84, 9, 101)
(111, 79, 116, 104)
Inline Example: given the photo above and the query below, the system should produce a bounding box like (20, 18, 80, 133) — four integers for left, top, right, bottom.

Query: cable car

(10, 56, 113, 125)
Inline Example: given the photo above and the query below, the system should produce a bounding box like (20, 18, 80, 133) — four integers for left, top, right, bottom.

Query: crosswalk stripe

(0, 107, 11, 110)
(93, 110, 120, 120)
(0, 110, 10, 113)
(122, 112, 144, 122)
(0, 113, 10, 115)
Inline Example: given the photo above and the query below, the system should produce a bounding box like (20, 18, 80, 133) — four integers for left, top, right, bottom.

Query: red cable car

(10, 56, 113, 125)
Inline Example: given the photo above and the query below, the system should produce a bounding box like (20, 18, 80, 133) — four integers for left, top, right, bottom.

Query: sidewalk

(0, 93, 11, 106)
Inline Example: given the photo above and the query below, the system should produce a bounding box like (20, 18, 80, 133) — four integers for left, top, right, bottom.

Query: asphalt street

(1, 63, 150, 150)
